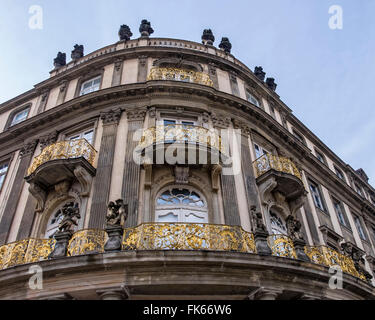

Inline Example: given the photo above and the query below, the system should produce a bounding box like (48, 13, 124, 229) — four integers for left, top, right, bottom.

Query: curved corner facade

(0, 31, 375, 300)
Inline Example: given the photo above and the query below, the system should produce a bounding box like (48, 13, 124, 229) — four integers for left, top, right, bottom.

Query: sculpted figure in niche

(286, 215, 304, 240)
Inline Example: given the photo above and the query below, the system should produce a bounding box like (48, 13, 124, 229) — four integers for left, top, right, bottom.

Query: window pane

(80, 77, 101, 96)
(11, 108, 29, 125)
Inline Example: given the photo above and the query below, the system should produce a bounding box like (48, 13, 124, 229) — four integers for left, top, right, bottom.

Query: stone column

(122, 109, 146, 227)
(233, 120, 262, 229)
(0, 140, 37, 245)
(137, 56, 148, 82)
(212, 114, 241, 226)
(208, 63, 219, 89)
(97, 287, 129, 300)
(255, 288, 281, 300)
(17, 132, 59, 240)
(88, 109, 122, 229)
(49, 231, 72, 258)
(112, 58, 124, 86)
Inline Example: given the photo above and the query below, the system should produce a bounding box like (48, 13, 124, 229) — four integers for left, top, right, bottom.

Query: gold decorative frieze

(147, 67, 214, 87)
(138, 125, 225, 154)
(27, 139, 97, 176)
(253, 153, 302, 181)
(305, 245, 366, 280)
(0, 238, 55, 270)
(268, 234, 297, 259)
(122, 223, 256, 253)
(67, 229, 106, 256)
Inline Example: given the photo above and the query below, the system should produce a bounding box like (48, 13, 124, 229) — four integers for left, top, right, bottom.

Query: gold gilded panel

(67, 229, 106, 256)
(268, 234, 297, 259)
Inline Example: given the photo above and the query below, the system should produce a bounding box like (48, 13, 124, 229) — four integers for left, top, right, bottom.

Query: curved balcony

(253, 154, 305, 203)
(147, 67, 214, 87)
(136, 125, 228, 164)
(27, 139, 96, 176)
(25, 139, 97, 211)
(0, 224, 367, 283)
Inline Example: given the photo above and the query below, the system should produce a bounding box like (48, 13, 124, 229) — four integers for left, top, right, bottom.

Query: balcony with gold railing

(147, 67, 214, 87)
(25, 139, 97, 212)
(253, 154, 305, 202)
(137, 124, 227, 163)
(0, 225, 369, 283)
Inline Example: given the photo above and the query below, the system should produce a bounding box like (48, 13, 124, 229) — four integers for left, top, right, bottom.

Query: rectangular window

(334, 166, 345, 180)
(354, 215, 366, 240)
(254, 143, 270, 159)
(79, 76, 101, 96)
(10, 107, 30, 126)
(315, 149, 326, 164)
(0, 163, 8, 191)
(269, 105, 276, 119)
(332, 199, 348, 228)
(293, 129, 305, 145)
(68, 129, 94, 145)
(246, 91, 260, 107)
(309, 180, 325, 212)
(354, 183, 364, 197)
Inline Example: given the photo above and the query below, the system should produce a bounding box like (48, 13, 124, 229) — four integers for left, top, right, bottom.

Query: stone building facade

(0, 22, 374, 300)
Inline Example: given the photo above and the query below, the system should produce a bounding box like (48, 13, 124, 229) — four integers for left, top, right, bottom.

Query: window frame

(308, 179, 327, 213)
(314, 148, 327, 165)
(0, 161, 10, 193)
(334, 165, 345, 181)
(245, 89, 261, 108)
(331, 196, 350, 230)
(353, 214, 367, 241)
(5, 103, 32, 130)
(292, 128, 306, 145)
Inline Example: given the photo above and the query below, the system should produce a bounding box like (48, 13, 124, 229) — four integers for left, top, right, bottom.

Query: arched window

(269, 210, 287, 235)
(155, 186, 208, 223)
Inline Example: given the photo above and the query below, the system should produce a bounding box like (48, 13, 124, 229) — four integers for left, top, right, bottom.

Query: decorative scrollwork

(67, 229, 107, 256)
(27, 139, 97, 176)
(138, 124, 225, 155)
(0, 238, 55, 270)
(122, 223, 256, 253)
(268, 234, 297, 259)
(304, 245, 366, 280)
(147, 67, 214, 87)
(253, 153, 302, 181)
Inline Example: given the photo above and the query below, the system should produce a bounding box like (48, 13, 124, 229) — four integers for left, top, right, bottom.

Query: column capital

(100, 108, 122, 125)
(126, 109, 147, 122)
(20, 139, 38, 157)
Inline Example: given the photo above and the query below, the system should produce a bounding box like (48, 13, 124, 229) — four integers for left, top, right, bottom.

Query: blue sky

(0, 0, 374, 184)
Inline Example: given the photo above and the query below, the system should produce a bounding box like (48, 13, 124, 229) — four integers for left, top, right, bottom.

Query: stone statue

(54, 52, 66, 68)
(341, 242, 373, 282)
(266, 78, 277, 91)
(71, 44, 84, 60)
(202, 29, 215, 45)
(286, 215, 304, 240)
(254, 66, 266, 81)
(118, 25, 133, 41)
(57, 202, 81, 233)
(106, 199, 128, 227)
(251, 206, 267, 232)
(139, 19, 154, 38)
(219, 37, 232, 54)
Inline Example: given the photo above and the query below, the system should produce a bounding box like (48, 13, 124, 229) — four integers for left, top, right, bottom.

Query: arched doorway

(155, 186, 208, 223)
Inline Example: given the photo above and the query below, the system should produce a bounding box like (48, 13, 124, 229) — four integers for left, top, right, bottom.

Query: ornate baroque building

(0, 21, 375, 300)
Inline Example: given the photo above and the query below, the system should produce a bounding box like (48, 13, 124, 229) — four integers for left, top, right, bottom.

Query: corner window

(79, 76, 101, 96)
(309, 180, 326, 212)
(246, 91, 260, 108)
(354, 215, 366, 240)
(0, 163, 9, 191)
(10, 107, 30, 126)
(332, 199, 348, 228)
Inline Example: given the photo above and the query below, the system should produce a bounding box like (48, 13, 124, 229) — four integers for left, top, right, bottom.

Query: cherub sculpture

(106, 199, 128, 227)
(286, 215, 304, 240)
(58, 202, 81, 233)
